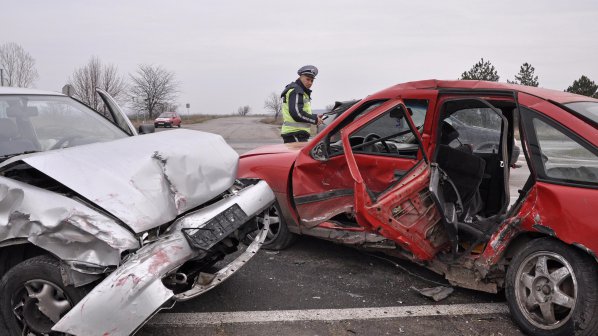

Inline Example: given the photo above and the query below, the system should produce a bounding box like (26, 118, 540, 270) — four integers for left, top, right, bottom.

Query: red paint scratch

(114, 274, 142, 287)
(148, 249, 170, 274)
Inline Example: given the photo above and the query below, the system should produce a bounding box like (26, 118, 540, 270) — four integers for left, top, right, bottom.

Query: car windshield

(158, 112, 175, 118)
(564, 101, 598, 124)
(0, 95, 128, 158)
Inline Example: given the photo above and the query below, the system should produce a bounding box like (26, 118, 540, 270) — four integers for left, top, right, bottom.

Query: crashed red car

(238, 80, 598, 335)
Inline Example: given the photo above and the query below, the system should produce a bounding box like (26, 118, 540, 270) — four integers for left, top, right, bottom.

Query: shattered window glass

(445, 108, 502, 154)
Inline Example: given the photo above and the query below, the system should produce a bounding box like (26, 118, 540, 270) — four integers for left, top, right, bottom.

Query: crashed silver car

(0, 87, 275, 335)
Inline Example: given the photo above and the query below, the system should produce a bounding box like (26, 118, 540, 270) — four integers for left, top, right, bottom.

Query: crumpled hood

(20, 129, 239, 233)
(241, 142, 306, 158)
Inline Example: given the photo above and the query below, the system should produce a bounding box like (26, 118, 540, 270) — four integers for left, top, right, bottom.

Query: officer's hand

(316, 115, 324, 125)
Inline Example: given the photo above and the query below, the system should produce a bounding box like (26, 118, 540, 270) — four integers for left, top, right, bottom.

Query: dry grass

(260, 116, 283, 125)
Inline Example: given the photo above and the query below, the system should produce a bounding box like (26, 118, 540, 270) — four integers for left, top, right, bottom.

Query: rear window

(564, 102, 598, 124)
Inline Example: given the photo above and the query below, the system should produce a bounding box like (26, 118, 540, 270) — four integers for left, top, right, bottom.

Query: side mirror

(310, 141, 329, 162)
(62, 84, 75, 97)
(389, 105, 408, 119)
(138, 124, 155, 134)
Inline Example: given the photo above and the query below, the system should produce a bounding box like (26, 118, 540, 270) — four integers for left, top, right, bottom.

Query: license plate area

(182, 204, 248, 250)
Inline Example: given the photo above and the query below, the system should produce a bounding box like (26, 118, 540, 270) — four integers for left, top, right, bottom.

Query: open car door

(340, 100, 447, 261)
(96, 88, 138, 136)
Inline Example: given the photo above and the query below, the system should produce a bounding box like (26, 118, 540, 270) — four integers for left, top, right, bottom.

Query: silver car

(0, 87, 275, 335)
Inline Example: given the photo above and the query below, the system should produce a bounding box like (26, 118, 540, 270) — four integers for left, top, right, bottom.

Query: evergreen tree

(565, 75, 598, 98)
(508, 62, 539, 87)
(460, 58, 500, 81)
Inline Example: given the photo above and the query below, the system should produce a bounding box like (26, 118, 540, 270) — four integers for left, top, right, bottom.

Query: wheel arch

(501, 233, 598, 269)
(0, 240, 52, 278)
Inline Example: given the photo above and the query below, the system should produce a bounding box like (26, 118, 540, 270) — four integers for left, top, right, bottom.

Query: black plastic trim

(294, 189, 354, 205)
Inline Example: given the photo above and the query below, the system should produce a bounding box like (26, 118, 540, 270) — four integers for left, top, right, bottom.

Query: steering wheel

(49, 135, 82, 150)
(363, 133, 391, 153)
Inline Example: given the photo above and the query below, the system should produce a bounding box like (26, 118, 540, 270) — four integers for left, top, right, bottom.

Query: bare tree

(0, 42, 39, 87)
(237, 105, 251, 116)
(129, 64, 179, 119)
(264, 92, 283, 120)
(68, 56, 127, 113)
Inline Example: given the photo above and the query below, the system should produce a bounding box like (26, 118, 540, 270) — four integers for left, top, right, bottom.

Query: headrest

(0, 119, 18, 139)
(440, 121, 460, 144)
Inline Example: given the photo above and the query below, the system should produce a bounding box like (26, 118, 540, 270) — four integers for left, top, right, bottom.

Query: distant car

(0, 87, 274, 335)
(154, 111, 181, 128)
(239, 80, 598, 336)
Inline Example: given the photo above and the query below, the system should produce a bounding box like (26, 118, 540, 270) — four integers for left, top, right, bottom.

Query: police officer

(280, 65, 323, 143)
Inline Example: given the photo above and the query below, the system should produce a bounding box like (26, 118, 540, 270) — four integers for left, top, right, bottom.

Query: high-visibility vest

(281, 87, 312, 135)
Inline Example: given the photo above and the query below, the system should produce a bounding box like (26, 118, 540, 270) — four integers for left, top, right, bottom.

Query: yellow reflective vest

(281, 81, 316, 135)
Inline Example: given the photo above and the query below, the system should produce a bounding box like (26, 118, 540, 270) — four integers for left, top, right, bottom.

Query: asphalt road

(144, 117, 528, 336)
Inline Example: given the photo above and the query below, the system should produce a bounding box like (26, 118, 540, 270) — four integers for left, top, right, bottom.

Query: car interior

(431, 97, 518, 254)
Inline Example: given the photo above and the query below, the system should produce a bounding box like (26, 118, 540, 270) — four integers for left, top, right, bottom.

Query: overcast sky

(3, 0, 597, 114)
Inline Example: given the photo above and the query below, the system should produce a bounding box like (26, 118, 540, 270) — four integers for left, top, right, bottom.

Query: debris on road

(411, 285, 454, 301)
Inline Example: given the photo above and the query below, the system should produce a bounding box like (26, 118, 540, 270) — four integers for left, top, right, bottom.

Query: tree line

(2, 43, 598, 120)
(0, 42, 179, 119)
(460, 58, 598, 98)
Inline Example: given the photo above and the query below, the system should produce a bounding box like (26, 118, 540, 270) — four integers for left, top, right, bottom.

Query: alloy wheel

(11, 279, 73, 335)
(247, 205, 281, 245)
(514, 251, 577, 330)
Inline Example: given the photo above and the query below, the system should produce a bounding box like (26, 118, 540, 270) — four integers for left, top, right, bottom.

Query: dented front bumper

(52, 180, 275, 336)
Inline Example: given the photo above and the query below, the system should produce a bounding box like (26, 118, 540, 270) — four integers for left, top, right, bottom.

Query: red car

(154, 111, 181, 128)
(238, 80, 598, 335)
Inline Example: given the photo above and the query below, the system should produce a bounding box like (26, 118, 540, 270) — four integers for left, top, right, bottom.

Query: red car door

(291, 99, 400, 228)
(291, 98, 445, 260)
(340, 101, 445, 261)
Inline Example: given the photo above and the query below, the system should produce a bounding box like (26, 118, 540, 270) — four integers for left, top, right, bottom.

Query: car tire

(0, 255, 90, 335)
(505, 238, 598, 336)
(244, 202, 297, 250)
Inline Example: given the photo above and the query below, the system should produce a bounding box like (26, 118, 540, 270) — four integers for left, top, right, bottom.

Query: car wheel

(0, 255, 90, 335)
(506, 238, 598, 336)
(245, 202, 296, 250)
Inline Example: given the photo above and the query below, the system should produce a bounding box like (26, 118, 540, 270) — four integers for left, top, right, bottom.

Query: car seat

(435, 121, 486, 219)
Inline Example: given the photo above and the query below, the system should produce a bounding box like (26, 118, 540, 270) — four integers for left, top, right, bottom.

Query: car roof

(0, 86, 65, 96)
(373, 79, 598, 104)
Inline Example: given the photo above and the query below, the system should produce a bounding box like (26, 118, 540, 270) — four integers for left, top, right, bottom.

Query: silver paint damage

(0, 129, 275, 334)
(19, 129, 239, 233)
(0, 178, 139, 267)
(52, 180, 275, 336)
